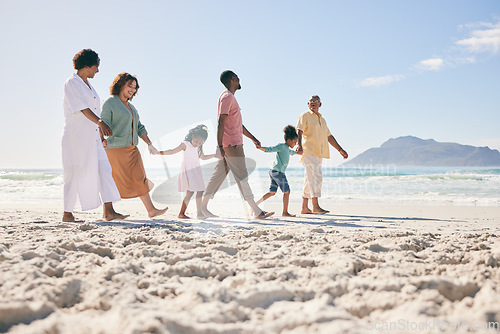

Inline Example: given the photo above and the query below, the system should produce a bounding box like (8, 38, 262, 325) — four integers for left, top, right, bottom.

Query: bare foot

(312, 207, 329, 215)
(178, 213, 190, 219)
(197, 213, 207, 220)
(148, 207, 168, 219)
(201, 209, 218, 218)
(104, 212, 130, 222)
(62, 212, 85, 222)
(301, 208, 313, 214)
(282, 212, 296, 217)
(255, 211, 274, 219)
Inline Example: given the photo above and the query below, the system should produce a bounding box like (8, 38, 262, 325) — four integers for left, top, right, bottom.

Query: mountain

(342, 136, 500, 166)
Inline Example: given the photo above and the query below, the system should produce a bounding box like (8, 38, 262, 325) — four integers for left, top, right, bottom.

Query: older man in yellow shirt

(296, 95, 348, 214)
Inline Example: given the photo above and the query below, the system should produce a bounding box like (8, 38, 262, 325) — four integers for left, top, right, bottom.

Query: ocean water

(1, 166, 499, 207)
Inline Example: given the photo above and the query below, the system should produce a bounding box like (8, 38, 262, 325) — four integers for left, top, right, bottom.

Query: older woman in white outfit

(61, 49, 128, 222)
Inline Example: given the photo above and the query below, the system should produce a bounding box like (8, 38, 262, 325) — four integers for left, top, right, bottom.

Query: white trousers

(302, 155, 323, 199)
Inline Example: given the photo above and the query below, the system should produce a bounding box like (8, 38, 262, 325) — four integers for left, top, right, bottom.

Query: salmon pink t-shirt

(218, 89, 243, 147)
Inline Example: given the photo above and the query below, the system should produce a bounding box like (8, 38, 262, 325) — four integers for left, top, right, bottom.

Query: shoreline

(1, 200, 498, 230)
(2, 166, 500, 209)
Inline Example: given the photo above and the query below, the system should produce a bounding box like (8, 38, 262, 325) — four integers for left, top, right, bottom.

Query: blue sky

(1, 0, 499, 169)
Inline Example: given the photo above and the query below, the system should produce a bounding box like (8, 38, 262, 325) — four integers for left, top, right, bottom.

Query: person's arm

(140, 134, 153, 145)
(133, 109, 160, 154)
(328, 135, 348, 159)
(217, 114, 227, 157)
(99, 129, 108, 148)
(138, 134, 158, 154)
(66, 80, 112, 136)
(243, 125, 260, 148)
(98, 100, 113, 137)
(81, 108, 112, 136)
(200, 147, 216, 160)
(200, 153, 216, 160)
(296, 130, 303, 155)
(265, 144, 282, 153)
(137, 119, 147, 137)
(159, 142, 186, 155)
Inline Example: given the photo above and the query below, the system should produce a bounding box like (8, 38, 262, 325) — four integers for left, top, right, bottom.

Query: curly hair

(283, 125, 298, 141)
(185, 125, 209, 155)
(109, 72, 140, 99)
(73, 49, 100, 70)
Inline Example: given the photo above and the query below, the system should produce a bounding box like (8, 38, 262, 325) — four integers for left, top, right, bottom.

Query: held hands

(102, 139, 108, 149)
(293, 146, 346, 158)
(256, 143, 266, 152)
(148, 143, 159, 155)
(98, 121, 113, 137)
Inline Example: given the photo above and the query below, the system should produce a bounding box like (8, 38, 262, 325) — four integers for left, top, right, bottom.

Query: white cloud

(415, 58, 445, 71)
(456, 22, 500, 54)
(355, 20, 499, 86)
(454, 56, 476, 65)
(357, 74, 404, 88)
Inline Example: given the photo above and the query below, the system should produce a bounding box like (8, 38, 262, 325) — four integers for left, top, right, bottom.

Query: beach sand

(1, 200, 499, 333)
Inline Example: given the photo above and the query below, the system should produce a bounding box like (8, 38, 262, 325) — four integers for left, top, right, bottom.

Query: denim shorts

(269, 169, 290, 193)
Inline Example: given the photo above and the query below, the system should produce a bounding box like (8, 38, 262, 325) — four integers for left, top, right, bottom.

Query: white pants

(302, 155, 323, 199)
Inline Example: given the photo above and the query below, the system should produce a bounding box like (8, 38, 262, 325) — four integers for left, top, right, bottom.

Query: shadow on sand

(92, 211, 463, 233)
(95, 219, 193, 233)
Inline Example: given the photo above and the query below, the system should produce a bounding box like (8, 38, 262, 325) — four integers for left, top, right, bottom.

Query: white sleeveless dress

(178, 141, 205, 192)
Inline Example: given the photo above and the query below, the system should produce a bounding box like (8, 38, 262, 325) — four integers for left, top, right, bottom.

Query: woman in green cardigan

(101, 72, 168, 218)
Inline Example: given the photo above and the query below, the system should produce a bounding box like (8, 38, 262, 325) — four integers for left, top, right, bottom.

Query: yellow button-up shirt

(296, 110, 332, 159)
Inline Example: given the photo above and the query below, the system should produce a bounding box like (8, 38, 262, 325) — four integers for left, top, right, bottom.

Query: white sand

(1, 200, 499, 333)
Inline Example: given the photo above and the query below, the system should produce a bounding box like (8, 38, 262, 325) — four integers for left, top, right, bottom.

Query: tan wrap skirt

(105, 145, 154, 199)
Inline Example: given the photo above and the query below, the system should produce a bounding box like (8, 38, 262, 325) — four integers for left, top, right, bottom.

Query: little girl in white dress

(158, 125, 215, 219)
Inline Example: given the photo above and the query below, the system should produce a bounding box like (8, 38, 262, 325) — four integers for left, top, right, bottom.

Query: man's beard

(237, 84, 241, 90)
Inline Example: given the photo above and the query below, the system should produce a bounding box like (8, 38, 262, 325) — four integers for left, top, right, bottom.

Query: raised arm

(328, 135, 348, 159)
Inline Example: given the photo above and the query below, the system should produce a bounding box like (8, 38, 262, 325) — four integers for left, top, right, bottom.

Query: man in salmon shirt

(201, 70, 274, 219)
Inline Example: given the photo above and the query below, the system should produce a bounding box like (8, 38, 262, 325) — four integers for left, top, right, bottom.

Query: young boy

(256, 125, 300, 217)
